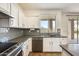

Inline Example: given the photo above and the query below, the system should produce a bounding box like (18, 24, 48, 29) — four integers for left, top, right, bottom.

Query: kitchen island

(60, 44, 79, 56)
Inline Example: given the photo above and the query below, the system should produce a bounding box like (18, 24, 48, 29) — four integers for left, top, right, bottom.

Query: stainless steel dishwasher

(32, 37, 43, 52)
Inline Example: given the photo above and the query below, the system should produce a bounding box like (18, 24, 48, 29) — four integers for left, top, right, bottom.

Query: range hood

(0, 11, 13, 19)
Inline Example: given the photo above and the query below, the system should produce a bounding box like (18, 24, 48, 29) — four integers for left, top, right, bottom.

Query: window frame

(40, 19, 56, 33)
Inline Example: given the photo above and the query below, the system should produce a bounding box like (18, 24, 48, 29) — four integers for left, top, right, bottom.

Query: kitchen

(0, 3, 79, 56)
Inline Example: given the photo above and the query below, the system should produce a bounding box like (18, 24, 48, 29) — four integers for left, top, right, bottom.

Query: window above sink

(40, 18, 56, 33)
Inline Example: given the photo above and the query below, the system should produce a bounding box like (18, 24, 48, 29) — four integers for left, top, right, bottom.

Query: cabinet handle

(49, 42, 53, 45)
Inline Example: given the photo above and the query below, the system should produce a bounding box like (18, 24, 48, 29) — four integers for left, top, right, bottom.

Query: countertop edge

(60, 45, 74, 56)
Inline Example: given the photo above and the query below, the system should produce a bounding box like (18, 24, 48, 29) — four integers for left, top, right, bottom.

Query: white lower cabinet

(28, 38, 32, 52)
(43, 38, 51, 52)
(52, 38, 62, 52)
(22, 40, 28, 56)
(22, 38, 32, 56)
(43, 38, 62, 52)
(10, 3, 19, 27)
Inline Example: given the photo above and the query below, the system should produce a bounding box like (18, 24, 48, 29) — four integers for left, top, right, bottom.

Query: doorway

(69, 16, 79, 43)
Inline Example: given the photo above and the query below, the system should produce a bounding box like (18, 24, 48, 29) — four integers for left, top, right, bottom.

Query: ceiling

(19, 3, 69, 10)
(19, 3, 79, 12)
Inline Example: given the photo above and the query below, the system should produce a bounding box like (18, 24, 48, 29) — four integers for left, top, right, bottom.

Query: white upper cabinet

(18, 7, 24, 28)
(0, 3, 40, 28)
(25, 17, 40, 28)
(10, 3, 19, 27)
(22, 14, 26, 28)
(7, 4, 10, 13)
(0, 3, 19, 28)
(0, 3, 28, 28)
(0, 3, 10, 14)
(0, 3, 8, 11)
(18, 8, 29, 28)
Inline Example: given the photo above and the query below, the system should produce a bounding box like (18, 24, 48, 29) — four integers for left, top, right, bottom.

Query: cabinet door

(22, 38, 32, 56)
(31, 17, 40, 28)
(6, 3, 10, 13)
(24, 17, 31, 28)
(51, 38, 62, 52)
(10, 3, 19, 27)
(22, 40, 29, 56)
(23, 17, 29, 28)
(60, 38, 68, 45)
(0, 3, 10, 14)
(25, 17, 40, 28)
(0, 3, 8, 11)
(43, 38, 62, 52)
(22, 42, 26, 56)
(18, 7, 24, 28)
(22, 14, 26, 28)
(28, 38, 32, 52)
(22, 44, 29, 56)
(43, 38, 51, 52)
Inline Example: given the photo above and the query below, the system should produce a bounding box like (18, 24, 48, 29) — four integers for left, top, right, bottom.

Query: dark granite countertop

(26, 35, 67, 38)
(42, 36, 67, 38)
(9, 36, 30, 45)
(8, 35, 67, 46)
(60, 44, 79, 56)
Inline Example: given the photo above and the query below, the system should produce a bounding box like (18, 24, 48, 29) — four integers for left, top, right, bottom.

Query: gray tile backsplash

(0, 28, 23, 42)
(23, 30, 40, 36)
